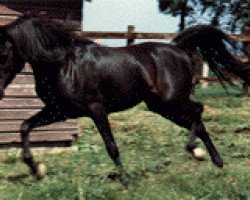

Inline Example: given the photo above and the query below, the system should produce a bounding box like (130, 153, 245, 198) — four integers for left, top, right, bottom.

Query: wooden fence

(79, 30, 250, 42)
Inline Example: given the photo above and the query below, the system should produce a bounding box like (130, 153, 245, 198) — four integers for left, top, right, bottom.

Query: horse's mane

(5, 14, 94, 63)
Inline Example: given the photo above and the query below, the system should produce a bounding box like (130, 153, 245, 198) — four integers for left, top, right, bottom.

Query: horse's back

(125, 42, 194, 101)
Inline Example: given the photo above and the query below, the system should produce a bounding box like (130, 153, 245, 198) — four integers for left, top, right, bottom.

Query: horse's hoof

(107, 171, 129, 186)
(212, 157, 224, 168)
(120, 172, 129, 187)
(35, 163, 46, 180)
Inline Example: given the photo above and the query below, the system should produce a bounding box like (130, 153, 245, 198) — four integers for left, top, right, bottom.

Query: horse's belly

(103, 91, 142, 113)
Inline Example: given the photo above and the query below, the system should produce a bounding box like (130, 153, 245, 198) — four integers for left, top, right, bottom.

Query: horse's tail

(172, 25, 250, 85)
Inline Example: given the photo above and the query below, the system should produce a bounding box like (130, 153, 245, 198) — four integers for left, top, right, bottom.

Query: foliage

(158, 0, 250, 32)
(158, 0, 190, 30)
(197, 0, 250, 32)
(158, 0, 225, 30)
(0, 84, 249, 199)
(229, 0, 250, 30)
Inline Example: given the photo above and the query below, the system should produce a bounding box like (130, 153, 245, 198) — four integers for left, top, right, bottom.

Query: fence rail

(79, 31, 250, 42)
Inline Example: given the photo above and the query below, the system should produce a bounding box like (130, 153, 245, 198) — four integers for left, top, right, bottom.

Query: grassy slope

(0, 84, 249, 200)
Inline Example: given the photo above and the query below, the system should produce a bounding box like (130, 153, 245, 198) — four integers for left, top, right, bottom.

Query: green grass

(0, 84, 249, 200)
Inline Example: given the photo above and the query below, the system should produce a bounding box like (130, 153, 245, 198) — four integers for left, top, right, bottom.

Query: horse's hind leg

(182, 102, 223, 167)
(146, 98, 199, 150)
(191, 120, 223, 167)
(146, 98, 223, 167)
(185, 102, 203, 152)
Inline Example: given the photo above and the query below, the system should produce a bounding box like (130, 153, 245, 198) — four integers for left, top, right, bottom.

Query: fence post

(191, 54, 204, 95)
(242, 26, 250, 97)
(127, 25, 135, 46)
(201, 62, 209, 88)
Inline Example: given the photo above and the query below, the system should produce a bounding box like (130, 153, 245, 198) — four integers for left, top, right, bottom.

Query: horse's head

(0, 27, 24, 99)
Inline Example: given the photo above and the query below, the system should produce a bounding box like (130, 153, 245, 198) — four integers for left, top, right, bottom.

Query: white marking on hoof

(192, 148, 206, 161)
(36, 163, 46, 179)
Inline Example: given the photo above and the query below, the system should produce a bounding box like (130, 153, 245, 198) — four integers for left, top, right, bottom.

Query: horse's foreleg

(88, 103, 127, 183)
(20, 106, 67, 178)
(20, 121, 37, 175)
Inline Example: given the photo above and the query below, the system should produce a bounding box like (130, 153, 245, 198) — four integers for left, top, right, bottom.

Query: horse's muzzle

(0, 86, 4, 100)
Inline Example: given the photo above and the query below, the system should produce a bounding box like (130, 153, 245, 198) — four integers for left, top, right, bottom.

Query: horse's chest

(35, 82, 62, 105)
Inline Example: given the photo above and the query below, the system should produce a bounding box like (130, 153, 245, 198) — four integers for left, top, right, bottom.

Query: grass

(0, 84, 249, 200)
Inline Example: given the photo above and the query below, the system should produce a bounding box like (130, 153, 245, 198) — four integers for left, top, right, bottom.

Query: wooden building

(0, 1, 82, 147)
(0, 0, 82, 25)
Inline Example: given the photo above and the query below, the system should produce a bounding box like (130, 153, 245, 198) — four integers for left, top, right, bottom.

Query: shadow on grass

(235, 127, 250, 134)
(109, 159, 173, 183)
(7, 173, 33, 186)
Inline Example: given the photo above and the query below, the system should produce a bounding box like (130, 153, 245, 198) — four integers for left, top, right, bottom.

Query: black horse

(0, 15, 249, 179)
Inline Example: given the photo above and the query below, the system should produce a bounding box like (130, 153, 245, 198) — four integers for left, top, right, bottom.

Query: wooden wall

(0, 0, 82, 26)
(0, 2, 81, 147)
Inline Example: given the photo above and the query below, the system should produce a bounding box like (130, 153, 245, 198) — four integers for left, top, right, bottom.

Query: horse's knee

(20, 121, 31, 136)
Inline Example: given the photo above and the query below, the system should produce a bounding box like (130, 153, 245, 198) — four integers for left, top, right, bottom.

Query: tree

(158, 0, 217, 31)
(158, 0, 250, 33)
(197, 0, 250, 32)
(158, 0, 189, 31)
(229, 0, 250, 31)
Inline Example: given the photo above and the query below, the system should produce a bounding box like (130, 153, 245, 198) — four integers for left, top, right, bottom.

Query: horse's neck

(8, 22, 52, 63)
(8, 25, 33, 60)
